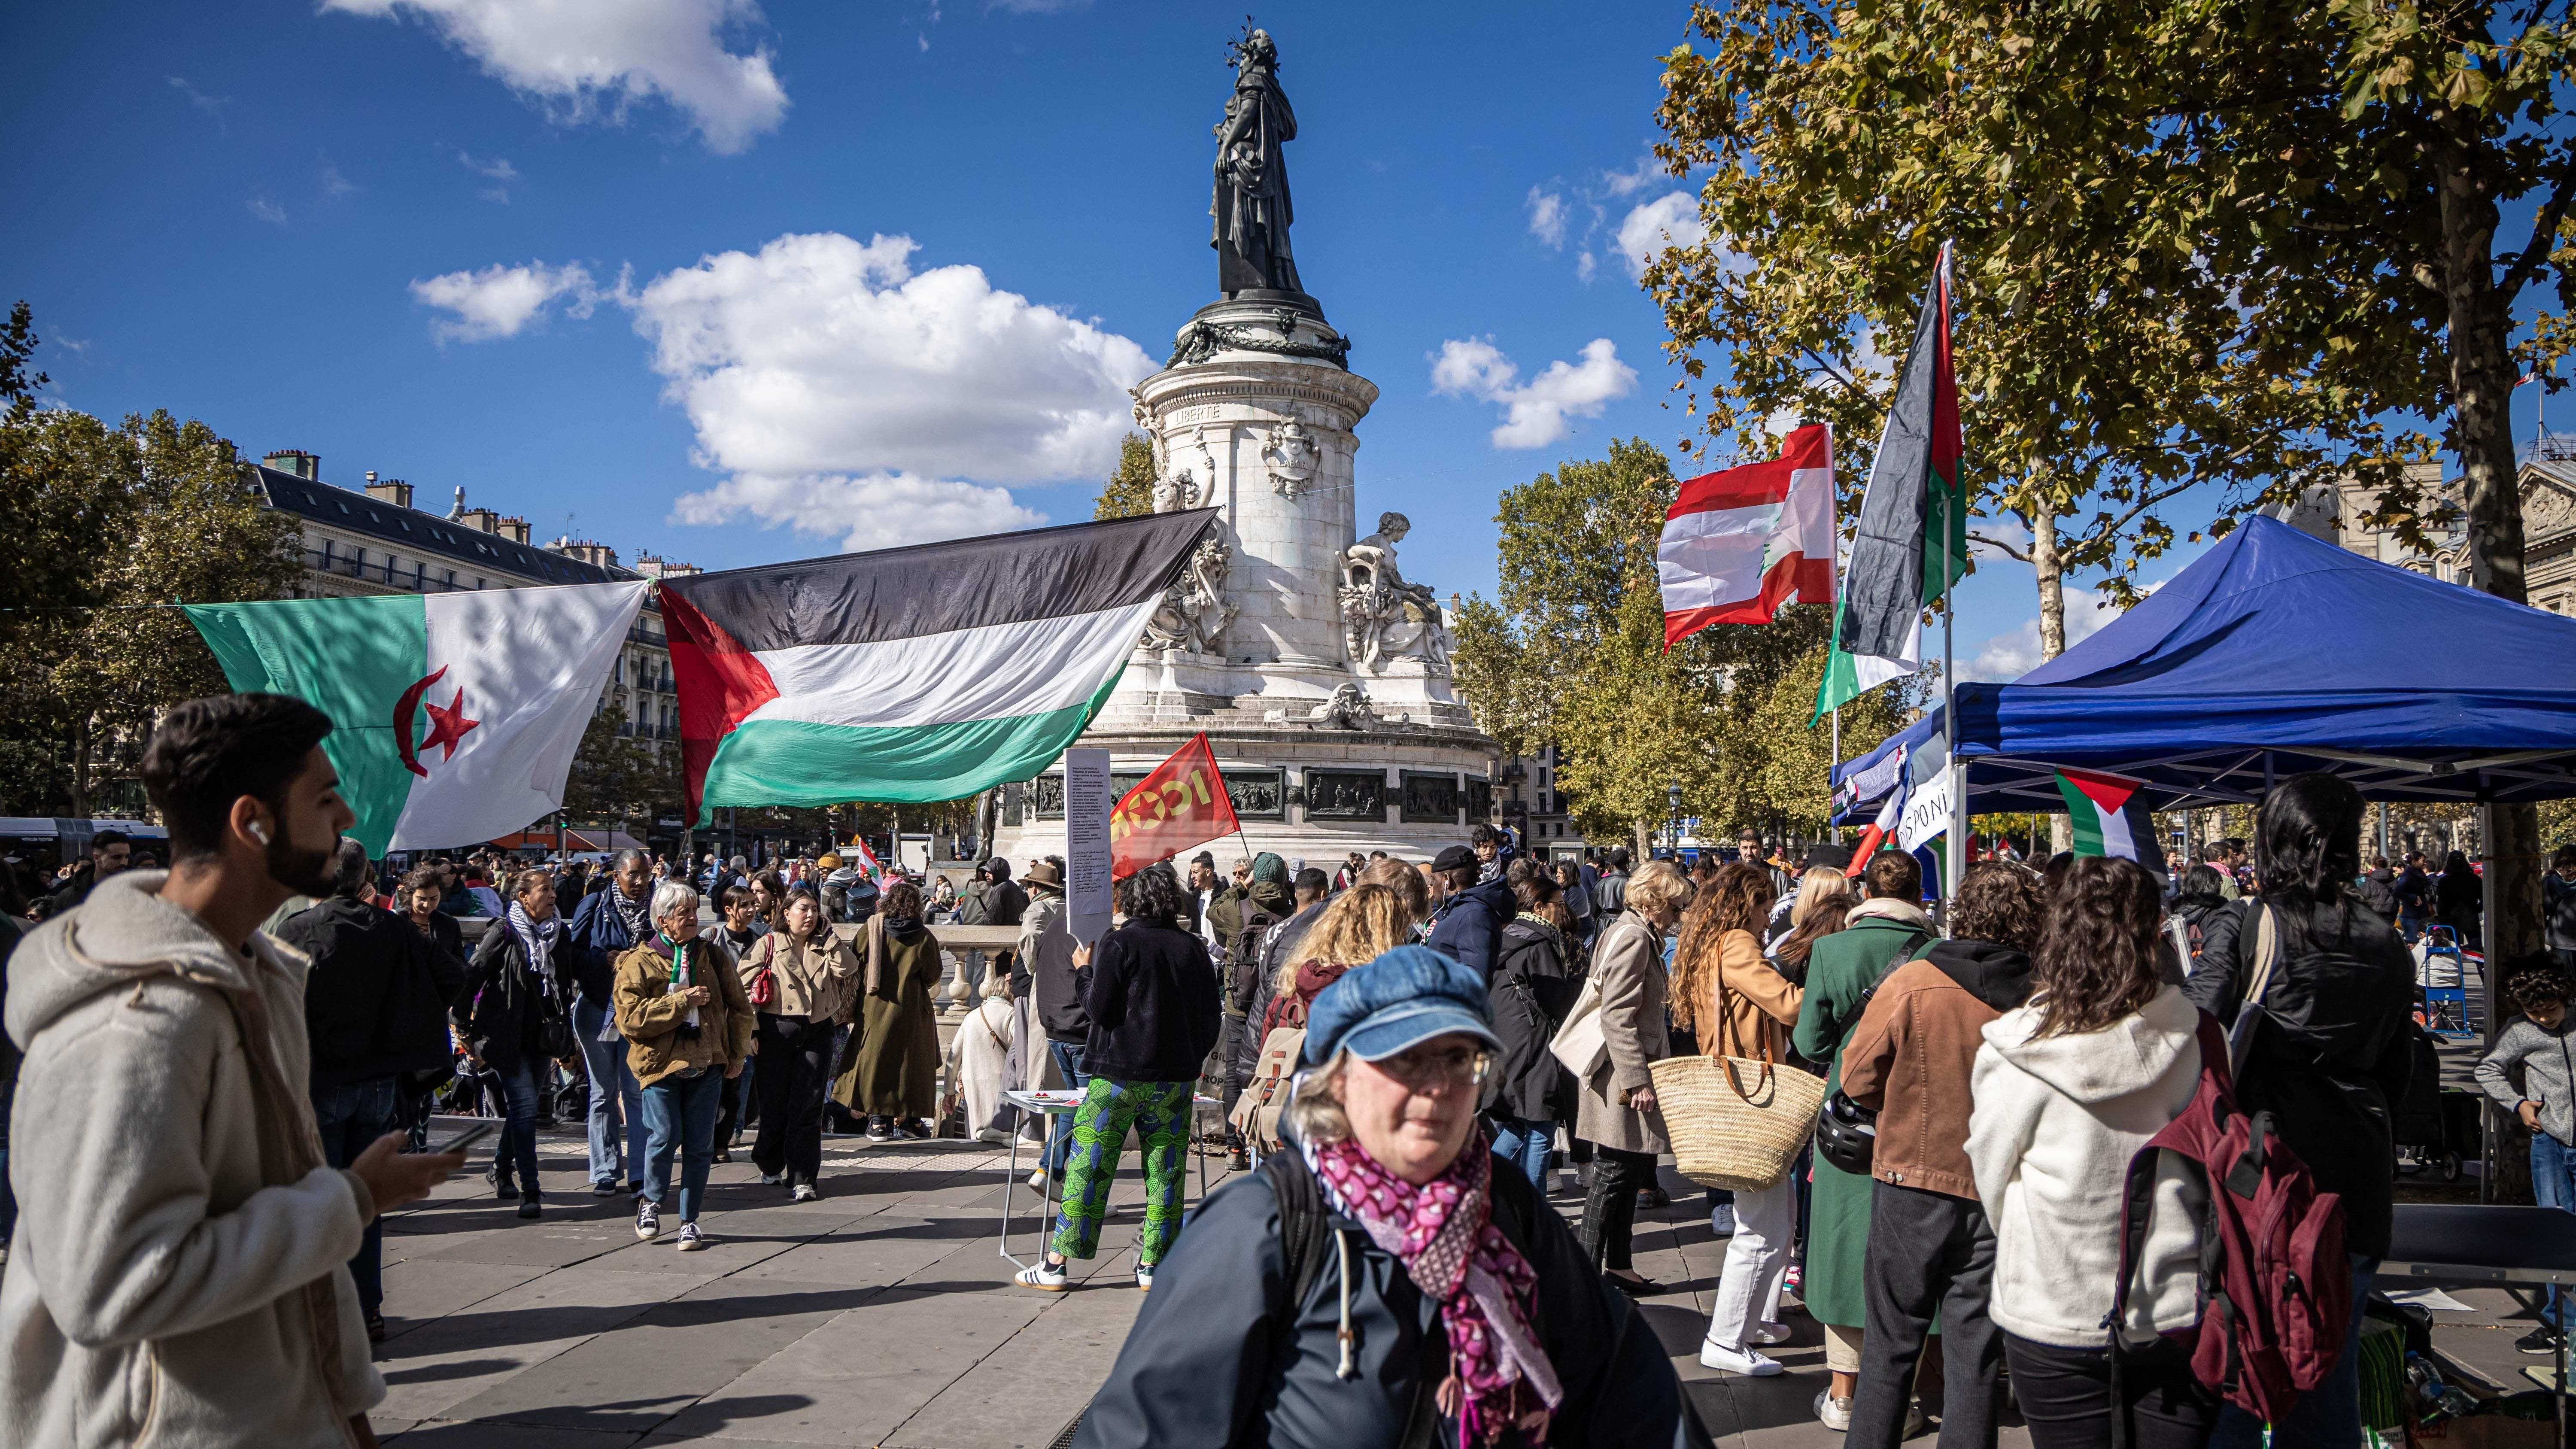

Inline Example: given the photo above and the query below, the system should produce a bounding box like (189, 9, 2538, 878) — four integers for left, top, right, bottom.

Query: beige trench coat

(1573, 908, 1672, 1156)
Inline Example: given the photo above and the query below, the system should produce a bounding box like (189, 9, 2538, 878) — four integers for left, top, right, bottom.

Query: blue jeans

(492, 1057, 544, 1201)
(1488, 1113, 1555, 1191)
(311, 1077, 400, 1313)
(574, 995, 645, 1186)
(2209, 1253, 2376, 1449)
(641, 1066, 725, 1223)
(1039, 1040, 1090, 1173)
(2536, 1135, 2576, 1328)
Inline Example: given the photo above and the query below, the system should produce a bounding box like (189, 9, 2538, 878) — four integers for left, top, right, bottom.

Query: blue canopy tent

(1833, 515, 2576, 818)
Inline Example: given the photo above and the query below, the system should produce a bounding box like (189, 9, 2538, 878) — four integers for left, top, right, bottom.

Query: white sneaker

(1710, 1203, 1737, 1235)
(635, 1200, 661, 1241)
(1747, 1320, 1792, 1345)
(791, 1183, 818, 1203)
(1699, 1339, 1783, 1376)
(1015, 1260, 1069, 1292)
(674, 1222, 708, 1252)
(1815, 1389, 1853, 1431)
(759, 1172, 782, 1186)
(1027, 1168, 1049, 1191)
(1135, 1263, 1155, 1292)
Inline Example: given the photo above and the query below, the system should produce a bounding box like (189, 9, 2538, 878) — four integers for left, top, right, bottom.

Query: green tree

(2, 405, 301, 814)
(563, 703, 671, 834)
(1094, 432, 1157, 519)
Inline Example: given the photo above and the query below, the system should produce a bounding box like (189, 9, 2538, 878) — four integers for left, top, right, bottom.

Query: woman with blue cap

(1068, 944, 1710, 1449)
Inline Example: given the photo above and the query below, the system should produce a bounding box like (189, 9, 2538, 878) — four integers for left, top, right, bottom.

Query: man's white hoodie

(1967, 982, 2208, 1349)
(3, 870, 385, 1446)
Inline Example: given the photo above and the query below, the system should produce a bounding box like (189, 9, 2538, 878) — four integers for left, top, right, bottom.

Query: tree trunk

(1633, 818, 1654, 864)
(2435, 115, 2543, 1202)
(2029, 509, 2067, 661)
(69, 715, 91, 819)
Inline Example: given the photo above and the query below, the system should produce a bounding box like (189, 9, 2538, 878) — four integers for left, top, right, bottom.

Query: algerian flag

(184, 581, 650, 854)
(2054, 766, 2154, 861)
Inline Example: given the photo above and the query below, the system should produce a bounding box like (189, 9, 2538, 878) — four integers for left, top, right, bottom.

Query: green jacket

(1792, 905, 1937, 1327)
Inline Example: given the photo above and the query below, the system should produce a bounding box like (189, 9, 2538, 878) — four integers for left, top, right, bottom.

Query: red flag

(1109, 732, 1240, 880)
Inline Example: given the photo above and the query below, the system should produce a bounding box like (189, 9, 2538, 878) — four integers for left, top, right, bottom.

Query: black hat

(1431, 844, 1477, 874)
(1802, 843, 1854, 873)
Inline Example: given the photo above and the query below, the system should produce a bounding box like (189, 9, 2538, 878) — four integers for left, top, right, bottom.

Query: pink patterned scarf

(1310, 1130, 1563, 1444)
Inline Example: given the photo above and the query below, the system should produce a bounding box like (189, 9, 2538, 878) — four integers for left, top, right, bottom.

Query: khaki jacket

(737, 930, 861, 1025)
(614, 935, 757, 1088)
(1703, 927, 1803, 1063)
(1573, 910, 1671, 1156)
(1841, 946, 2028, 1201)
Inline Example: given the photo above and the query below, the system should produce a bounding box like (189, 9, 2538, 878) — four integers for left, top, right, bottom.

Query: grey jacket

(3, 871, 384, 1446)
(2478, 1016, 2576, 1146)
(1574, 910, 1672, 1156)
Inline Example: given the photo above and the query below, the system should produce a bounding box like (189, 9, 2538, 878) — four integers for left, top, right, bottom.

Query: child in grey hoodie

(2476, 959, 2576, 1353)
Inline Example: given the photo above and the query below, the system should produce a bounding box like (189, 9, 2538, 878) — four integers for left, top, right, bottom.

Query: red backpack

(2109, 1008, 2349, 1439)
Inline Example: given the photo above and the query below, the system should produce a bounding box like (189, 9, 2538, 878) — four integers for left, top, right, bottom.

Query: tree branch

(1967, 530, 2032, 562)
(2500, 143, 2576, 304)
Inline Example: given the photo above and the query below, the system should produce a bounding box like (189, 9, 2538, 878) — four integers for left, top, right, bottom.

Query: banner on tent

(1899, 762, 1955, 854)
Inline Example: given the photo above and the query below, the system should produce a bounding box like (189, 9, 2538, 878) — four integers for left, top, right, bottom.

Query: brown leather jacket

(1840, 940, 2034, 1200)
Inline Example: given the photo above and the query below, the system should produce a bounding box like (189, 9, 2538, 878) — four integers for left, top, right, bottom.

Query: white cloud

(169, 76, 228, 116)
(410, 261, 600, 341)
(458, 150, 519, 181)
(323, 0, 789, 154)
(631, 231, 1154, 545)
(1964, 584, 2120, 682)
(1431, 336, 1637, 450)
(1575, 250, 1598, 283)
(1526, 187, 1567, 249)
(670, 470, 1043, 551)
(322, 163, 355, 196)
(1603, 152, 1663, 197)
(1616, 191, 1707, 279)
(248, 197, 288, 225)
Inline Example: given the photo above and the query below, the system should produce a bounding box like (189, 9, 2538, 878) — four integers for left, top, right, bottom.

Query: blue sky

(2, 1, 2543, 682)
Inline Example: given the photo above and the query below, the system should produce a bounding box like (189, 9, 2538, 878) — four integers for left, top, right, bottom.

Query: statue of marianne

(1211, 27, 1303, 297)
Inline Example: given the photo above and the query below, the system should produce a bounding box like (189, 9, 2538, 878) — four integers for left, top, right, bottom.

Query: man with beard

(564, 849, 656, 1194)
(2, 693, 461, 1447)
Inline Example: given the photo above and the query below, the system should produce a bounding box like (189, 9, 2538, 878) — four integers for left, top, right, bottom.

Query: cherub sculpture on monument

(1340, 511, 1453, 674)
(1140, 536, 1237, 655)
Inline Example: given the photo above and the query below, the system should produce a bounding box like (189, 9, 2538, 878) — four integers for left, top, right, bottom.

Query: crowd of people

(4, 689, 2574, 1447)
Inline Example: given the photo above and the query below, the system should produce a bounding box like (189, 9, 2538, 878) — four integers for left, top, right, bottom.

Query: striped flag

(848, 836, 886, 883)
(1814, 242, 1967, 721)
(660, 510, 1217, 826)
(2054, 767, 2154, 860)
(185, 581, 650, 854)
(1656, 423, 1836, 648)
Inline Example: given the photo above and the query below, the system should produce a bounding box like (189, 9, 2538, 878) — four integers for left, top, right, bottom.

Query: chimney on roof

(264, 450, 319, 480)
(498, 514, 530, 544)
(461, 506, 503, 534)
(547, 537, 619, 569)
(364, 474, 413, 509)
(634, 552, 702, 580)
(447, 486, 467, 521)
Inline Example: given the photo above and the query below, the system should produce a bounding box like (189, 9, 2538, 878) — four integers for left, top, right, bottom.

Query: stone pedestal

(993, 295, 1496, 872)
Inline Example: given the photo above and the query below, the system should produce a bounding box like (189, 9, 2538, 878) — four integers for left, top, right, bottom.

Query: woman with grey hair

(1574, 857, 1695, 1292)
(614, 881, 756, 1251)
(1068, 944, 1708, 1448)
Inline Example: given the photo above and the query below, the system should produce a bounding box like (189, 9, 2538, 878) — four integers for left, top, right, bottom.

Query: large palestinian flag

(185, 581, 650, 854)
(1814, 242, 1968, 720)
(659, 510, 1217, 825)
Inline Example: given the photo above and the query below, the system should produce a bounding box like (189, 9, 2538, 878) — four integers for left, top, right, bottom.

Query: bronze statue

(1212, 27, 1303, 296)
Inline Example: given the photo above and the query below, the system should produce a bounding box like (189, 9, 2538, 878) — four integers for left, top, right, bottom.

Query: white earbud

(248, 822, 271, 844)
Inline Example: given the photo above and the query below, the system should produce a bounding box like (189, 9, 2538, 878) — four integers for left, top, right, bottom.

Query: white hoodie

(3, 871, 385, 1446)
(1967, 982, 2208, 1349)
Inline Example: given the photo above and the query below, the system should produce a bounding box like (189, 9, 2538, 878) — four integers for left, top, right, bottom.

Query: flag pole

(1938, 241, 1967, 905)
(1829, 706, 1842, 845)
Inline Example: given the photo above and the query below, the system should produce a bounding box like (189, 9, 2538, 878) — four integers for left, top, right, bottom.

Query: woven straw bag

(1650, 963, 1825, 1192)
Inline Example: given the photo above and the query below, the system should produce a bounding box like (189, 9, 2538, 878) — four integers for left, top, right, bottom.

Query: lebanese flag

(1658, 423, 1837, 648)
(1109, 732, 1240, 880)
(2055, 767, 2154, 861)
(185, 582, 649, 854)
(660, 511, 1216, 826)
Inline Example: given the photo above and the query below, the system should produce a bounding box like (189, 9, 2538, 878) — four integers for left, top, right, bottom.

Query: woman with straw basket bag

(1659, 862, 1823, 1376)
(1568, 859, 1695, 1294)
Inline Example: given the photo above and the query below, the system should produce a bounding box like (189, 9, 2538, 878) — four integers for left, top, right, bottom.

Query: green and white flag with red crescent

(2054, 766, 2154, 860)
(183, 581, 650, 854)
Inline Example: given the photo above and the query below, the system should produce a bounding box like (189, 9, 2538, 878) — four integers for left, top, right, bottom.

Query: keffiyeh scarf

(1310, 1129, 1563, 1444)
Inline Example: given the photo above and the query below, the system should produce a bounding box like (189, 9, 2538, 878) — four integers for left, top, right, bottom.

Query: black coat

(1072, 1140, 1710, 1449)
(2182, 895, 2416, 1257)
(452, 923, 577, 1072)
(1236, 899, 1327, 1084)
(277, 898, 459, 1087)
(1427, 877, 1515, 983)
(1082, 917, 1222, 1084)
(1491, 914, 1577, 1123)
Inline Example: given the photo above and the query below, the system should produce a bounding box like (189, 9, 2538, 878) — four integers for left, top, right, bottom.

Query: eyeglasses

(1373, 1043, 1494, 1091)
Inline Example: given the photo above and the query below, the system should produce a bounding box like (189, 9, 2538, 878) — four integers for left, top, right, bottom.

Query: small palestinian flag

(2054, 767, 2155, 861)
